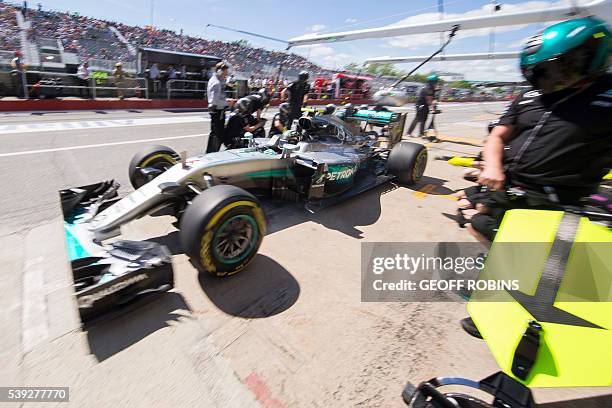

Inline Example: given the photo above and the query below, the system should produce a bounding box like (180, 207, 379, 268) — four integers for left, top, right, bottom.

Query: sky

(22, 0, 595, 81)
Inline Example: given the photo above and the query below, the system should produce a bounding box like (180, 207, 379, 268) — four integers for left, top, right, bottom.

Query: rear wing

(347, 108, 407, 147)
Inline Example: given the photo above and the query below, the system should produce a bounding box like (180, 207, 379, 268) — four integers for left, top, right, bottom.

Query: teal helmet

(426, 74, 439, 82)
(520, 17, 610, 93)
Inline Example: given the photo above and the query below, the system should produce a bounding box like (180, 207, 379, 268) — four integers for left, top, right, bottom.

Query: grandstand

(0, 2, 329, 79)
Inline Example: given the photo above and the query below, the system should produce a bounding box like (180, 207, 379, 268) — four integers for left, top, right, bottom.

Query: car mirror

(281, 143, 299, 158)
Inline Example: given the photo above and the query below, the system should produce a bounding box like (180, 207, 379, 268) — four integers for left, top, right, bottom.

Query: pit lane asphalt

(2, 102, 608, 407)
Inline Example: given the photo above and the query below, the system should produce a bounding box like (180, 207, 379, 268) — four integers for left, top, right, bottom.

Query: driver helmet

(281, 129, 301, 145)
(426, 74, 439, 84)
(298, 71, 309, 82)
(335, 103, 353, 120)
(236, 97, 253, 115)
(323, 103, 336, 115)
(520, 17, 610, 94)
(358, 104, 369, 111)
(343, 103, 354, 115)
(278, 102, 290, 115)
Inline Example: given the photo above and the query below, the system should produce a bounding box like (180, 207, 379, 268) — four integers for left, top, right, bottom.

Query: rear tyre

(179, 185, 266, 277)
(386, 142, 427, 185)
(128, 145, 179, 189)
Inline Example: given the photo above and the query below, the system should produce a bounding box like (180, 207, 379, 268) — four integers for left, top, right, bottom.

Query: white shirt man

(149, 63, 160, 80)
(77, 62, 91, 80)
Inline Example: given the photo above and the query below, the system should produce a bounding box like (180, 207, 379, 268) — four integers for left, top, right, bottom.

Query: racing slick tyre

(128, 145, 179, 189)
(403, 383, 492, 407)
(179, 185, 266, 277)
(386, 142, 427, 185)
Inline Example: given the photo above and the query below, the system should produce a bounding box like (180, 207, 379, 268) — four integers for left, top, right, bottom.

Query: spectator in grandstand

(76, 61, 91, 98)
(113, 61, 125, 99)
(0, 4, 21, 51)
(281, 71, 310, 126)
(206, 61, 235, 153)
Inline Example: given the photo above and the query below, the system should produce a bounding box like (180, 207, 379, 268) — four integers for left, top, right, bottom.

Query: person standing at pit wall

(76, 61, 91, 98)
(10, 50, 27, 98)
(113, 62, 125, 100)
(206, 61, 236, 153)
(149, 63, 160, 96)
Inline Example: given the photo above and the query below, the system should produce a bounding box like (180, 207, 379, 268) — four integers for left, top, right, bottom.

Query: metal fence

(166, 79, 207, 99)
(88, 59, 138, 74)
(17, 70, 148, 99)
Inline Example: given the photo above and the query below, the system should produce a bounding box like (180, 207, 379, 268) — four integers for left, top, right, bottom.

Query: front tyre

(179, 185, 266, 277)
(386, 142, 427, 185)
(128, 145, 179, 189)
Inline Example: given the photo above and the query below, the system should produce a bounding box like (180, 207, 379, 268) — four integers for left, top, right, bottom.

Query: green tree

(448, 80, 473, 89)
(232, 39, 250, 47)
(363, 62, 404, 77)
(343, 62, 360, 72)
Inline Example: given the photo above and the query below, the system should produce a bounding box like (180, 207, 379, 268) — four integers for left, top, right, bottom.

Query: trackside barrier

(166, 79, 208, 99)
(20, 70, 148, 99)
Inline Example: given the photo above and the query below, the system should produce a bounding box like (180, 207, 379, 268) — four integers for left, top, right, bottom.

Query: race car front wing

(61, 181, 174, 322)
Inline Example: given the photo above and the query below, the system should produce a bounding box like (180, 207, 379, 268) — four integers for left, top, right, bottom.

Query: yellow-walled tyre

(386, 142, 428, 185)
(179, 185, 266, 277)
(128, 145, 179, 189)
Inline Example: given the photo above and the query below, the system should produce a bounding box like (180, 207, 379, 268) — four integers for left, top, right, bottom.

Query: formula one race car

(61, 111, 427, 320)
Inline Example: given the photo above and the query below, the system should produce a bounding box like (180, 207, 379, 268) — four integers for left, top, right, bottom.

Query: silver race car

(61, 108, 427, 320)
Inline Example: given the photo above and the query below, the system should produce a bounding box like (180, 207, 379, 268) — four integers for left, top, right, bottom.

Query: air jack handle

(392, 24, 460, 88)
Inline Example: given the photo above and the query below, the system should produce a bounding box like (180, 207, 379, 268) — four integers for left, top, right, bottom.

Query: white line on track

(0, 115, 210, 135)
(0, 133, 206, 158)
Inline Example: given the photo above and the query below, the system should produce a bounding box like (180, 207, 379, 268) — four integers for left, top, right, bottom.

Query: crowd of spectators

(0, 4, 20, 51)
(116, 24, 321, 74)
(23, 8, 131, 62)
(0, 3, 325, 76)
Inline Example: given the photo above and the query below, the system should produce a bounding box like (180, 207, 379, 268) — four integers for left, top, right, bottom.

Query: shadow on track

(196, 254, 300, 318)
(404, 175, 456, 196)
(148, 181, 402, 241)
(85, 291, 191, 362)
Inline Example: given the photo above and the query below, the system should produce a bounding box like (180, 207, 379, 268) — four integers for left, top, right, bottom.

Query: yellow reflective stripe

(593, 32, 605, 38)
(199, 200, 265, 273)
(205, 200, 258, 230)
(140, 153, 177, 167)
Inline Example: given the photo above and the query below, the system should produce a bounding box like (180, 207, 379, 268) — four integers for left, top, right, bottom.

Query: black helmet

(257, 88, 270, 106)
(520, 17, 611, 93)
(323, 104, 336, 115)
(333, 103, 350, 119)
(298, 71, 309, 81)
(236, 97, 253, 114)
(245, 94, 264, 112)
(279, 102, 290, 115)
(343, 103, 355, 117)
